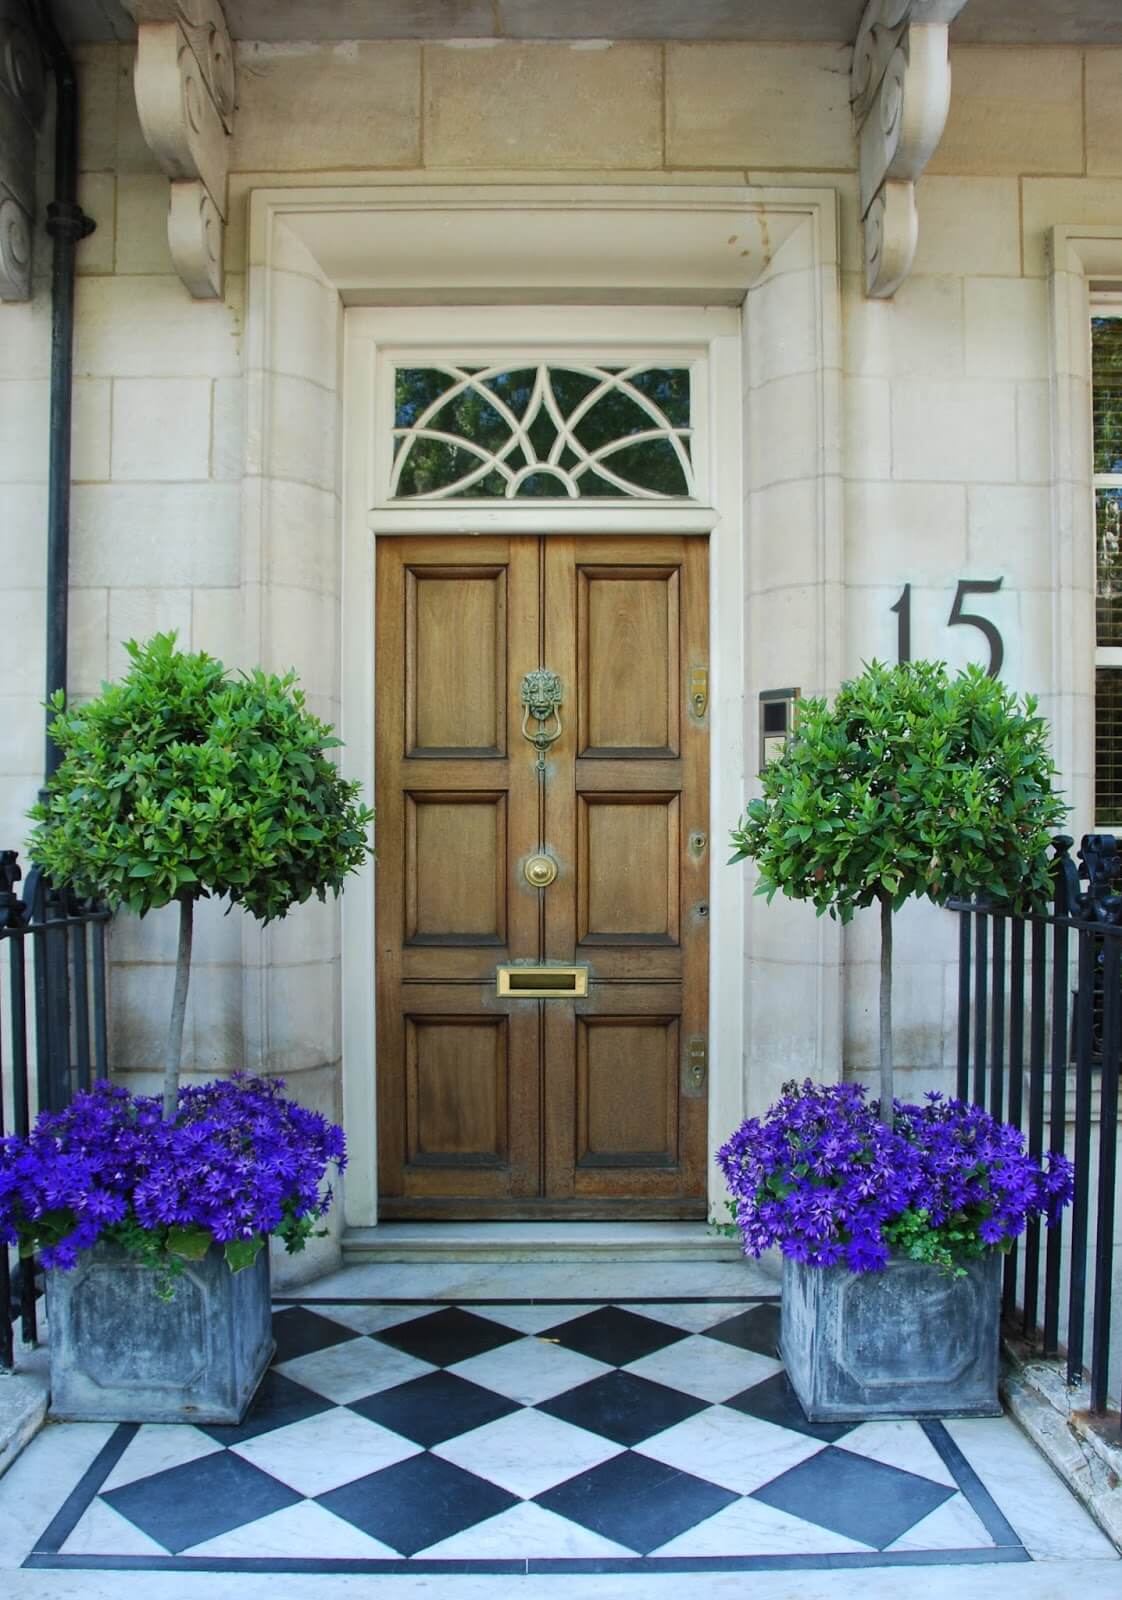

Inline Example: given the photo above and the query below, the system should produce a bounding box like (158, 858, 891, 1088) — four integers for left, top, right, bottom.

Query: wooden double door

(375, 534, 709, 1218)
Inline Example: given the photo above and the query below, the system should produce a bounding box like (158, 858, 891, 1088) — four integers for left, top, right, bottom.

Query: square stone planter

(780, 1251, 1003, 1422)
(45, 1240, 274, 1424)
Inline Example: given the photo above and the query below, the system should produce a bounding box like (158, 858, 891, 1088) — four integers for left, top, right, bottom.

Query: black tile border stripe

(33, 1424, 138, 1557)
(273, 1295, 782, 1306)
(23, 1300, 1034, 1576)
(922, 1420, 1025, 1549)
(23, 1548, 1031, 1575)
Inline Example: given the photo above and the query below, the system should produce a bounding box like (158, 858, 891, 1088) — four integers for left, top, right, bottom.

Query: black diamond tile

(537, 1450, 737, 1554)
(374, 1306, 523, 1367)
(318, 1452, 518, 1556)
(537, 1369, 707, 1446)
(752, 1443, 956, 1550)
(542, 1305, 687, 1367)
(271, 1305, 360, 1364)
(348, 1369, 520, 1447)
(196, 1370, 335, 1445)
(703, 1304, 781, 1359)
(103, 1449, 302, 1554)
(724, 1371, 857, 1443)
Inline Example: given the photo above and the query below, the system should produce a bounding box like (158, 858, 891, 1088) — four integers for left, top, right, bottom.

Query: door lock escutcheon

(689, 665, 708, 720)
(685, 1036, 707, 1096)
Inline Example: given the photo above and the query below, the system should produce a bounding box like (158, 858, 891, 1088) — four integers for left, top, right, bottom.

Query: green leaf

(167, 1224, 214, 1261)
(224, 1235, 266, 1273)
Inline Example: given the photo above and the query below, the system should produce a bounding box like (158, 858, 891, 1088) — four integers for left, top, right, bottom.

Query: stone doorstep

(0, 1347, 49, 1482)
(1000, 1333, 1122, 1554)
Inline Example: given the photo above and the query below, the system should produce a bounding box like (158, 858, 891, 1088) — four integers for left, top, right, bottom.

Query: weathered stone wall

(1, 38, 1120, 1159)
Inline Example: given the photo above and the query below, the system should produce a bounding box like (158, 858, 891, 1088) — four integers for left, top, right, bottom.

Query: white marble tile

(298, 1301, 434, 1336)
(633, 1301, 766, 1333)
(230, 1406, 420, 1495)
(886, 1491, 996, 1552)
(448, 1336, 611, 1404)
(635, 1405, 826, 1495)
(59, 1498, 168, 1556)
(834, 1419, 957, 1489)
(274, 1339, 434, 1403)
(652, 1493, 874, 1557)
(433, 1407, 621, 1498)
(624, 1334, 782, 1402)
(0, 1419, 116, 1566)
(464, 1303, 592, 1335)
(182, 1498, 399, 1559)
(415, 1499, 634, 1560)
(945, 1417, 1119, 1560)
(99, 1423, 223, 1493)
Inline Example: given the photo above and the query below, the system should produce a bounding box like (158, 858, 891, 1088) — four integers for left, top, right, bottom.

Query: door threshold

(342, 1221, 744, 1264)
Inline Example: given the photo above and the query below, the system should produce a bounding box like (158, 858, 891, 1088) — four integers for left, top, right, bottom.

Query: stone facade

(1, 35, 1119, 1242)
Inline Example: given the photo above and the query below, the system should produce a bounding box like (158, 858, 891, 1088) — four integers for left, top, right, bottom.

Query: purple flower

(717, 1080, 1073, 1275)
(0, 1075, 346, 1271)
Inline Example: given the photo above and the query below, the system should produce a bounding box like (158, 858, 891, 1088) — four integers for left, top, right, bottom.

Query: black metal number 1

(892, 578, 1004, 678)
(891, 584, 911, 664)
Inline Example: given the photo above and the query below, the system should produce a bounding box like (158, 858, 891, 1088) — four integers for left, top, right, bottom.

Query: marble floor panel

(5, 1292, 1117, 1577)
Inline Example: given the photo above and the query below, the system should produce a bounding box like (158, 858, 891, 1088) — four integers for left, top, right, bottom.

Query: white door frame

(241, 182, 844, 1227)
(341, 305, 743, 1223)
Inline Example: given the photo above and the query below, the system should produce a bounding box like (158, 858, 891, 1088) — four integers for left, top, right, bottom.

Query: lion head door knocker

(520, 668, 563, 772)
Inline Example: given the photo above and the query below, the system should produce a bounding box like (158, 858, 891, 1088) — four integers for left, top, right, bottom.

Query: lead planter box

(46, 1241, 274, 1424)
(780, 1251, 1003, 1422)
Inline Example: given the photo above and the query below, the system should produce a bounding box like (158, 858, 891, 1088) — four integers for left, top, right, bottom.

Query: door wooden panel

(579, 794, 680, 944)
(406, 566, 507, 756)
(405, 792, 507, 946)
(576, 1016, 680, 1167)
(579, 566, 680, 755)
(376, 534, 708, 1217)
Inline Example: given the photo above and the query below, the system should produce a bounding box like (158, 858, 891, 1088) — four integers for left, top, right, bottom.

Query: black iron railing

(0, 850, 110, 1371)
(952, 834, 1122, 1427)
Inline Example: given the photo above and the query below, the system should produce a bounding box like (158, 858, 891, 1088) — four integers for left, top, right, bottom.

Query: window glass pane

(391, 364, 694, 500)
(1092, 317, 1122, 474)
(1096, 668, 1122, 824)
(1097, 489, 1122, 645)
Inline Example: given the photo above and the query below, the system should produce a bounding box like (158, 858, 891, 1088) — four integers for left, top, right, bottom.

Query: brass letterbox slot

(496, 965, 589, 999)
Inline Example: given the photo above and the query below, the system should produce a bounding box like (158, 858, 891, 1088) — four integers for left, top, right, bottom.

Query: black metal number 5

(947, 578, 1004, 678)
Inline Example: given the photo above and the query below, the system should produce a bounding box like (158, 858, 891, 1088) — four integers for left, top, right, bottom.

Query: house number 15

(891, 578, 1005, 678)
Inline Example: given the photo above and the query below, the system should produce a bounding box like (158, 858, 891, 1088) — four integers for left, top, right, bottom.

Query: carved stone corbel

(120, 0, 234, 298)
(0, 0, 46, 301)
(851, 0, 968, 298)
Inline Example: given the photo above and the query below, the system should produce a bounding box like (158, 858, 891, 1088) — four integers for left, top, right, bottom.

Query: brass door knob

(524, 854, 558, 888)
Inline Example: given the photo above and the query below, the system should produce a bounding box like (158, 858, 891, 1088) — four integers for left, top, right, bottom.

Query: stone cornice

(851, 0, 967, 297)
(0, 0, 46, 301)
(120, 0, 234, 297)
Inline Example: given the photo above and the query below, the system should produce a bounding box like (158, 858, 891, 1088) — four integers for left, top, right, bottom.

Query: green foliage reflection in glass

(1093, 317, 1122, 476)
(393, 365, 693, 499)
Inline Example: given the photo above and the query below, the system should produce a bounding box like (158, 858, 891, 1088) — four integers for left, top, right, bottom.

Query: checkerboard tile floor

(25, 1297, 1040, 1572)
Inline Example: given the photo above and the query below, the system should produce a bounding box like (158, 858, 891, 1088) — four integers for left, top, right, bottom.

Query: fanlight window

(392, 364, 694, 500)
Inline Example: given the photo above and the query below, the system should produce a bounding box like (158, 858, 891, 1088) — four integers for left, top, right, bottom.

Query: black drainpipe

(32, 0, 94, 795)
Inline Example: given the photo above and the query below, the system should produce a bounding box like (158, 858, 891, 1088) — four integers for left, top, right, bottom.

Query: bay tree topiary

(28, 634, 375, 1117)
(729, 661, 1067, 1125)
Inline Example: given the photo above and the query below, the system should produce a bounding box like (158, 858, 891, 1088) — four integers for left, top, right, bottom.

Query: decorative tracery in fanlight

(391, 364, 694, 500)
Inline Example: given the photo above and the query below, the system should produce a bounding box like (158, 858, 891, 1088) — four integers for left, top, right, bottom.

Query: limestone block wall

(1, 37, 1121, 1161)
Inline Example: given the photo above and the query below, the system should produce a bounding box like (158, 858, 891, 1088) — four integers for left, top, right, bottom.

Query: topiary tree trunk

(878, 887, 894, 1129)
(164, 895, 194, 1118)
